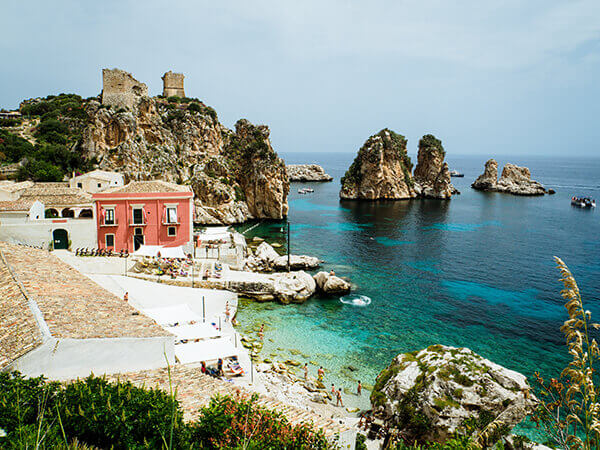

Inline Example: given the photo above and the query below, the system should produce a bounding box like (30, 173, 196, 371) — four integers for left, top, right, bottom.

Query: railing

(128, 221, 147, 227)
(100, 219, 118, 227)
(162, 219, 180, 225)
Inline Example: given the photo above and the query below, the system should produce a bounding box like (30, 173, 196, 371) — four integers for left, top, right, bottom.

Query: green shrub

(0, 117, 22, 127)
(167, 96, 182, 103)
(187, 102, 202, 113)
(0, 130, 35, 161)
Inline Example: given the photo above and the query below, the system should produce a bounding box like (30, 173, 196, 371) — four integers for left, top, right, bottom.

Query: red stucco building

(92, 181, 194, 252)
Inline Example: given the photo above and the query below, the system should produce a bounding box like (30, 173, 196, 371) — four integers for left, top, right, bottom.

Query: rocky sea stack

(340, 129, 415, 200)
(287, 164, 333, 182)
(340, 130, 457, 200)
(472, 159, 546, 195)
(413, 134, 458, 199)
(370, 345, 535, 445)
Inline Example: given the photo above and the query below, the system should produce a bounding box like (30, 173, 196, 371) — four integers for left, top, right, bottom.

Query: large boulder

(413, 135, 457, 199)
(340, 129, 416, 200)
(273, 254, 320, 271)
(471, 159, 499, 191)
(313, 271, 351, 295)
(371, 345, 535, 444)
(496, 164, 546, 196)
(273, 271, 316, 304)
(255, 242, 280, 264)
(287, 164, 333, 182)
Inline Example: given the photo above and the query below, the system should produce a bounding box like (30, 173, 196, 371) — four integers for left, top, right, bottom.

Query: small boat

(571, 196, 596, 208)
(449, 170, 464, 178)
(298, 188, 314, 194)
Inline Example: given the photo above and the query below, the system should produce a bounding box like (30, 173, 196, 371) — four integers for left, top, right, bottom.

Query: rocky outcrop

(496, 164, 546, 195)
(413, 135, 458, 199)
(472, 160, 546, 195)
(340, 129, 416, 200)
(80, 69, 289, 224)
(371, 345, 535, 444)
(245, 242, 320, 272)
(314, 271, 351, 295)
(471, 159, 498, 191)
(273, 271, 316, 304)
(287, 164, 333, 182)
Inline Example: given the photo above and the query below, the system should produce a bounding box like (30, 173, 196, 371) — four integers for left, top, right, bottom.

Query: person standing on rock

(258, 324, 265, 341)
(318, 366, 324, 382)
(123, 292, 129, 302)
(357, 380, 362, 396)
(336, 389, 344, 407)
(303, 363, 308, 380)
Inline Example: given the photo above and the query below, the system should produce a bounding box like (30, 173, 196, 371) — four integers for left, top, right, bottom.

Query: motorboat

(571, 196, 596, 208)
(449, 170, 464, 177)
(298, 188, 314, 194)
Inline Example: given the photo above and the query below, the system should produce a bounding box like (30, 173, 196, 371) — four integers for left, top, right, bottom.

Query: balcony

(128, 221, 147, 227)
(162, 219, 180, 226)
(100, 220, 118, 227)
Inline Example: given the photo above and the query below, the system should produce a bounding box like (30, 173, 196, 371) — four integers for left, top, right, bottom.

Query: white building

(0, 182, 96, 249)
(69, 170, 125, 194)
(0, 242, 173, 380)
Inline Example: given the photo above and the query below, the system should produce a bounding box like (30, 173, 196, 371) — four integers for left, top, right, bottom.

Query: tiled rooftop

(104, 366, 350, 437)
(19, 182, 92, 207)
(103, 180, 192, 194)
(0, 243, 169, 339)
(0, 199, 36, 211)
(0, 250, 43, 370)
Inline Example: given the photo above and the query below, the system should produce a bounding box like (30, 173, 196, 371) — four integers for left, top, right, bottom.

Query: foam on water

(340, 295, 372, 306)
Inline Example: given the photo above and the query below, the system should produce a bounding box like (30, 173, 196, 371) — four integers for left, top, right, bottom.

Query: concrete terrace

(103, 365, 352, 439)
(0, 243, 166, 339)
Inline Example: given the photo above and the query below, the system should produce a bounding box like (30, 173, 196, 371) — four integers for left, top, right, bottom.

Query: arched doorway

(133, 227, 144, 251)
(52, 229, 69, 250)
(78, 209, 93, 218)
(45, 208, 59, 218)
(62, 208, 74, 218)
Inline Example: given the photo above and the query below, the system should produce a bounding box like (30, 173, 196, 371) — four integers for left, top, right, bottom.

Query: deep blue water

(236, 152, 600, 439)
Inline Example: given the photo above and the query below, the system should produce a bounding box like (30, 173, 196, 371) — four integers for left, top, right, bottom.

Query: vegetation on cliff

(417, 134, 445, 157)
(0, 94, 93, 181)
(0, 372, 329, 449)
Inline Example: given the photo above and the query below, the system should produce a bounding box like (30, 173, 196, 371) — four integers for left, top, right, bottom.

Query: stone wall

(101, 68, 149, 110)
(162, 71, 185, 97)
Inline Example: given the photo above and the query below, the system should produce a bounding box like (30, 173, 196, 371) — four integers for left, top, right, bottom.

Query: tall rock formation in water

(472, 159, 546, 195)
(413, 134, 457, 199)
(339, 129, 416, 200)
(80, 68, 288, 224)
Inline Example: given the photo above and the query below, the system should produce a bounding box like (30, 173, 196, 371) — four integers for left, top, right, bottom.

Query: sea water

(235, 152, 600, 440)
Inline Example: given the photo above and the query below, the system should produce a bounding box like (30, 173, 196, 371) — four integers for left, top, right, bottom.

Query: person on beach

(318, 366, 324, 382)
(331, 384, 335, 396)
(258, 323, 265, 341)
(225, 301, 230, 322)
(217, 358, 224, 377)
(123, 292, 129, 302)
(201, 361, 206, 374)
(336, 389, 344, 407)
(303, 363, 308, 380)
(329, 270, 335, 276)
(357, 380, 362, 396)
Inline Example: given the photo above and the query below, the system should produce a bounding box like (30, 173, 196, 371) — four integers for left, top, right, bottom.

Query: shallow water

(235, 153, 600, 439)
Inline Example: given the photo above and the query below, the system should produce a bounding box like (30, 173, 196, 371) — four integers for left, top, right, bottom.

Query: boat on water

(449, 170, 464, 177)
(571, 196, 596, 208)
(298, 188, 314, 194)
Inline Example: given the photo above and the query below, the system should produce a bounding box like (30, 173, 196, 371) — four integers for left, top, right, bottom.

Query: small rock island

(287, 164, 333, 182)
(472, 159, 547, 195)
(339, 129, 457, 200)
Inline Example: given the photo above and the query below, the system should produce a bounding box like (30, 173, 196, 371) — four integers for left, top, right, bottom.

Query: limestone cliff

(340, 129, 415, 200)
(413, 135, 457, 199)
(80, 70, 288, 224)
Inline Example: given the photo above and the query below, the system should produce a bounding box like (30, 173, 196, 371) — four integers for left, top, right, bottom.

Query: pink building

(93, 181, 194, 252)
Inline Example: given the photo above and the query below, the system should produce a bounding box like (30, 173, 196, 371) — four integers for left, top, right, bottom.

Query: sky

(1, 0, 599, 156)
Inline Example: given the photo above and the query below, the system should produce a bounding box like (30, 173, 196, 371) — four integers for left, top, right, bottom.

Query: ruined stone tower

(162, 71, 185, 98)
(101, 68, 148, 110)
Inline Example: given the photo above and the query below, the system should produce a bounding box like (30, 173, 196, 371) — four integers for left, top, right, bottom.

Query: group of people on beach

(301, 363, 362, 407)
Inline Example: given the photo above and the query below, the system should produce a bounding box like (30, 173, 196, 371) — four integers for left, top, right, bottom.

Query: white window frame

(166, 206, 178, 224)
(167, 226, 177, 237)
(104, 207, 115, 225)
(132, 206, 145, 225)
(105, 233, 115, 248)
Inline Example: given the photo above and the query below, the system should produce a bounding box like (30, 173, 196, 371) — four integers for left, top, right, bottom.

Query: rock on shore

(287, 164, 333, 182)
(413, 135, 458, 199)
(313, 271, 351, 295)
(245, 242, 320, 272)
(371, 345, 535, 444)
(472, 159, 546, 195)
(340, 129, 416, 200)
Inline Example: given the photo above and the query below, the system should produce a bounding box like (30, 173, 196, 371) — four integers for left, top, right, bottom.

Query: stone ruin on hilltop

(162, 71, 185, 98)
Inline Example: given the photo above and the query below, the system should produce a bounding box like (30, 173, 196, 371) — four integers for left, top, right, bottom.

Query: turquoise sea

(235, 153, 600, 440)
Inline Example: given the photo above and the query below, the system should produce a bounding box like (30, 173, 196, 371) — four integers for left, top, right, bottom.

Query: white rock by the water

(371, 345, 535, 444)
(273, 254, 321, 271)
(287, 164, 333, 182)
(273, 270, 316, 304)
(313, 271, 351, 295)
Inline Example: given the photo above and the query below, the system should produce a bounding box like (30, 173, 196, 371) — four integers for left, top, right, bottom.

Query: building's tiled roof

(19, 183, 92, 207)
(0, 199, 35, 212)
(103, 180, 192, 194)
(0, 249, 43, 370)
(0, 180, 34, 192)
(73, 170, 122, 181)
(0, 243, 169, 339)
